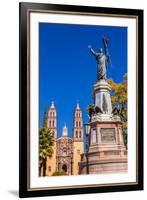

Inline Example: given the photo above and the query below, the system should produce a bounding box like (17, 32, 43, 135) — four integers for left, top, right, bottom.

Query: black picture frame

(19, 2, 143, 198)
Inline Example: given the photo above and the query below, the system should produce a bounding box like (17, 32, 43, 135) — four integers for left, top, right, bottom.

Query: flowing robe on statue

(96, 53, 107, 80)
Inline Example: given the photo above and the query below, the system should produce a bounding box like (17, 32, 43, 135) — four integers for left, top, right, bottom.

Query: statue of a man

(88, 46, 110, 80)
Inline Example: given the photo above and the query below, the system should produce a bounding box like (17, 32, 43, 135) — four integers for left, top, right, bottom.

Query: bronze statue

(88, 37, 110, 80)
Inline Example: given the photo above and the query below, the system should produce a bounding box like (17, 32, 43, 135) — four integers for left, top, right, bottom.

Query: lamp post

(84, 122, 91, 174)
(71, 151, 73, 175)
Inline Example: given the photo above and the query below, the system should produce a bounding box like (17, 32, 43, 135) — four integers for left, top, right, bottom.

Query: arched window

(79, 131, 81, 138)
(53, 112, 54, 117)
(50, 112, 52, 117)
(76, 121, 78, 127)
(76, 131, 78, 138)
(48, 166, 51, 172)
(79, 121, 81, 127)
(53, 120, 54, 127)
(49, 120, 51, 127)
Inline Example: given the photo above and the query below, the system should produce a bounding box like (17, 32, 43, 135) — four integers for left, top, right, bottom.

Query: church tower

(46, 101, 57, 176)
(47, 101, 57, 138)
(72, 103, 84, 175)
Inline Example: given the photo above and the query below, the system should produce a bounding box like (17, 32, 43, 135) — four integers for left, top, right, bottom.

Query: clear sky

(39, 23, 127, 138)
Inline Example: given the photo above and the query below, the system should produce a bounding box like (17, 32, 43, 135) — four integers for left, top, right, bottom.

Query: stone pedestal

(79, 79, 127, 175)
(79, 116, 127, 174)
(93, 80, 112, 114)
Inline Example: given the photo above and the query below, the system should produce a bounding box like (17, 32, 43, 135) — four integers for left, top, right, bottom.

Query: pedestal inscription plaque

(100, 128, 115, 143)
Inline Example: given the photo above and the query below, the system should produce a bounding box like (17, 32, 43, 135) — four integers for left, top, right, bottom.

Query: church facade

(42, 101, 84, 176)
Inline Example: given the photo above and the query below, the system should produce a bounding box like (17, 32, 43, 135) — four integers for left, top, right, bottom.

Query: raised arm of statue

(88, 45, 97, 57)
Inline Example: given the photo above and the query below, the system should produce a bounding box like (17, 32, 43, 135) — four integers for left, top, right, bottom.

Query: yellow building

(41, 101, 84, 176)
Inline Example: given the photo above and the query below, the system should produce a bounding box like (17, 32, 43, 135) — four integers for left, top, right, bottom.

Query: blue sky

(39, 23, 127, 138)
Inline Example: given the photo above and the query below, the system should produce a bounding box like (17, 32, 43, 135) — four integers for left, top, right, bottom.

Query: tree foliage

(39, 111, 54, 176)
(39, 127, 54, 160)
(108, 73, 127, 146)
(52, 170, 66, 176)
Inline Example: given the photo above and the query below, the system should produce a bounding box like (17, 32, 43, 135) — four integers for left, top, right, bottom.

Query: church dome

(62, 124, 68, 137)
(76, 103, 81, 110)
(50, 101, 55, 109)
(76, 103, 80, 109)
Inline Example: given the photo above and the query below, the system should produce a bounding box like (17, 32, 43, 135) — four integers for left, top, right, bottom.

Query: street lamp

(84, 122, 91, 174)
(71, 151, 73, 175)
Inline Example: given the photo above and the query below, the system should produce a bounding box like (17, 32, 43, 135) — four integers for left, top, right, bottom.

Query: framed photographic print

(19, 2, 143, 198)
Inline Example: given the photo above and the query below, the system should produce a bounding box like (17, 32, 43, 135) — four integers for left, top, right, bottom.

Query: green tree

(39, 111, 54, 176)
(108, 73, 127, 147)
(52, 170, 66, 176)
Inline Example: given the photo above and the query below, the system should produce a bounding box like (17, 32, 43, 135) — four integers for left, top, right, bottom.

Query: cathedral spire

(72, 103, 84, 175)
(73, 103, 83, 141)
(51, 100, 55, 108)
(47, 100, 57, 138)
(76, 103, 80, 110)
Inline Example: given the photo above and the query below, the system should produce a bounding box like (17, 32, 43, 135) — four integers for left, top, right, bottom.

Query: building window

(53, 112, 54, 117)
(76, 131, 78, 138)
(48, 166, 51, 172)
(79, 131, 81, 138)
(79, 121, 81, 127)
(50, 112, 52, 117)
(53, 120, 54, 127)
(76, 121, 78, 127)
(49, 120, 51, 127)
